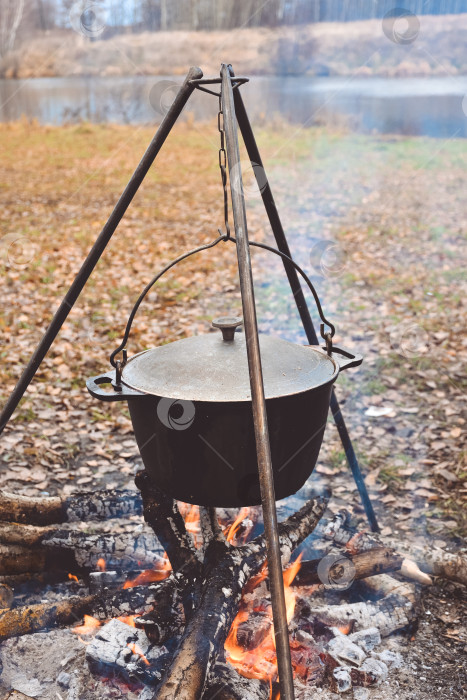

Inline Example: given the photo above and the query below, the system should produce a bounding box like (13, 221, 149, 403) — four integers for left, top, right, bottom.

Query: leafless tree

(0, 0, 25, 58)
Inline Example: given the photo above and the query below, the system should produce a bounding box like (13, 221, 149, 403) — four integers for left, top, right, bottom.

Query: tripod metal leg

(0, 66, 203, 436)
(221, 65, 295, 700)
(231, 71, 380, 533)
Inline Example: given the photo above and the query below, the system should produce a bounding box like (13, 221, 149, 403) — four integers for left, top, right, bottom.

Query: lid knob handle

(212, 316, 243, 342)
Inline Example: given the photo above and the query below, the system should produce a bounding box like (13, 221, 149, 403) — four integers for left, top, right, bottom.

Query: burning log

(40, 527, 164, 571)
(135, 471, 203, 620)
(83, 618, 269, 699)
(0, 577, 177, 643)
(204, 662, 269, 700)
(152, 492, 329, 700)
(0, 523, 165, 575)
(0, 489, 142, 526)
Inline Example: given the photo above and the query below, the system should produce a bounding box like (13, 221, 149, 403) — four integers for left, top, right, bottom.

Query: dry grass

(2, 13, 467, 79)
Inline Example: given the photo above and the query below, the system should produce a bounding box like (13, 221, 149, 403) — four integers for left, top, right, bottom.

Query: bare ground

(0, 121, 466, 698)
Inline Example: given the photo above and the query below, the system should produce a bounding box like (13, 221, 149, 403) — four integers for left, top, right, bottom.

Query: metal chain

(217, 92, 230, 239)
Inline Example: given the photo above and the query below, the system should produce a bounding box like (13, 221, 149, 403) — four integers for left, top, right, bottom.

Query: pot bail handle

(109, 234, 228, 369)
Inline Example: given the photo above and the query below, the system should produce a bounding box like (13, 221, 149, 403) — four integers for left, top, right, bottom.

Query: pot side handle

(329, 346, 363, 372)
(86, 371, 145, 402)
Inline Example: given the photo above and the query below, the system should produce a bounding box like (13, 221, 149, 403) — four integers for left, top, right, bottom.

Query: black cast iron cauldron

(87, 317, 361, 507)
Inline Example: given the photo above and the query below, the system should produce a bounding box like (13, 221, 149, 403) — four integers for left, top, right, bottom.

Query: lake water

(0, 75, 466, 137)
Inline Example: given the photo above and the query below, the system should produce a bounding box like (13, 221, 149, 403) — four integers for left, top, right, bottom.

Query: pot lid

(120, 317, 337, 402)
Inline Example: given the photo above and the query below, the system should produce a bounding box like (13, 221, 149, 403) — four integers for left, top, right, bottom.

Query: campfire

(1, 478, 465, 699)
(1, 64, 466, 700)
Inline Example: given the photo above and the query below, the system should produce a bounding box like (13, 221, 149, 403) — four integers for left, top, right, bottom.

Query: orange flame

(225, 507, 250, 544)
(72, 615, 102, 638)
(225, 554, 303, 682)
(128, 642, 150, 666)
(123, 553, 172, 589)
(96, 558, 106, 572)
(178, 503, 202, 548)
(68, 573, 79, 583)
(117, 615, 136, 627)
(284, 554, 303, 627)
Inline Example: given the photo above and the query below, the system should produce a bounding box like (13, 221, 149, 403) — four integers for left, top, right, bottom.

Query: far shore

(1, 14, 466, 80)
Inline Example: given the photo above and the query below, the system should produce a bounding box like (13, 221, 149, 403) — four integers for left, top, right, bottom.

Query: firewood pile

(0, 474, 466, 699)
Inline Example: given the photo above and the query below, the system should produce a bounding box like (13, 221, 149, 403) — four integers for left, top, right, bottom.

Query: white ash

(353, 689, 370, 700)
(360, 658, 389, 686)
(86, 618, 170, 686)
(57, 671, 71, 688)
(327, 636, 367, 667)
(348, 628, 381, 653)
(321, 626, 404, 695)
(375, 649, 403, 669)
(333, 666, 352, 693)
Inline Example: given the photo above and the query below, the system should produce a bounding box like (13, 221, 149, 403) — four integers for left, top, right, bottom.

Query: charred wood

(40, 527, 164, 570)
(204, 662, 269, 700)
(0, 489, 142, 526)
(135, 470, 202, 620)
(86, 617, 171, 687)
(152, 494, 329, 700)
(0, 525, 164, 574)
(303, 574, 419, 638)
(0, 577, 176, 643)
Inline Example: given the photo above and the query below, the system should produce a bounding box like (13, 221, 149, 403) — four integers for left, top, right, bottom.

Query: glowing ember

(96, 558, 106, 572)
(284, 554, 303, 627)
(225, 555, 303, 682)
(123, 553, 172, 589)
(128, 642, 150, 665)
(225, 507, 250, 543)
(72, 615, 102, 638)
(68, 573, 79, 583)
(117, 615, 136, 627)
(178, 503, 202, 548)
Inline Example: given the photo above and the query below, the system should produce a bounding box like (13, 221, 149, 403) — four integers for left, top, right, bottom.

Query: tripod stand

(0, 65, 379, 698)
